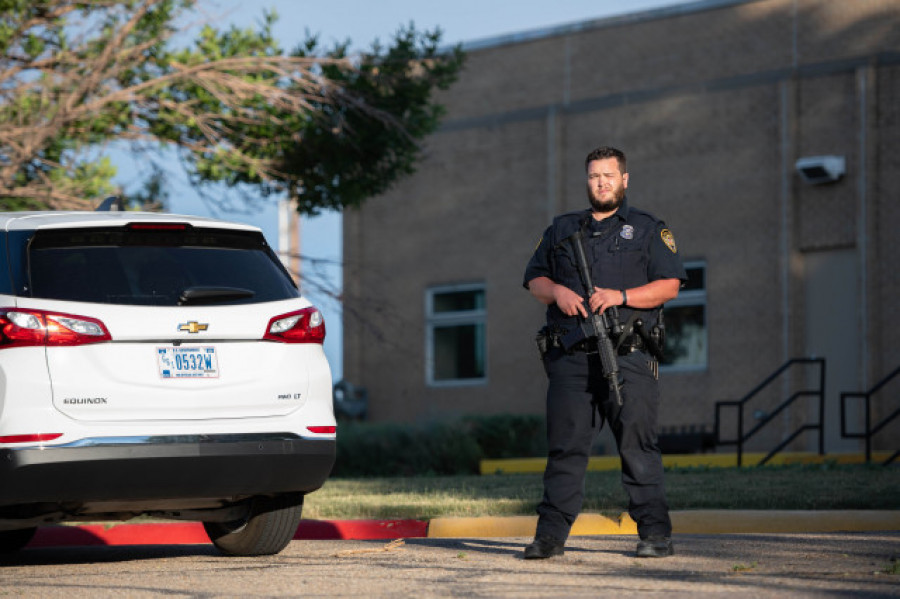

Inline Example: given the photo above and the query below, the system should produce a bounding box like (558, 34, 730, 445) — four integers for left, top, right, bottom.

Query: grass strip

(303, 463, 900, 520)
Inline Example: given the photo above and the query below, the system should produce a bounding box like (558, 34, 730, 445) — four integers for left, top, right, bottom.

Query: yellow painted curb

(428, 512, 636, 538)
(428, 515, 535, 538)
(572, 512, 638, 535)
(426, 511, 900, 538)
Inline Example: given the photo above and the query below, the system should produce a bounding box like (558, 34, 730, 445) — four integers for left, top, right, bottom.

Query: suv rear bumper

(0, 434, 335, 507)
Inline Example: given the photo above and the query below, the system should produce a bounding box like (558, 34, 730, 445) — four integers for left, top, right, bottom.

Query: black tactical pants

(535, 348, 672, 542)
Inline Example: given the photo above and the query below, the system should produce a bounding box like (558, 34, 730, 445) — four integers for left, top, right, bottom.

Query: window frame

(659, 260, 708, 373)
(425, 282, 487, 387)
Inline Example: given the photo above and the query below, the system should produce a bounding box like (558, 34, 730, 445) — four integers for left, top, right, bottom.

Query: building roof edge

(458, 0, 760, 52)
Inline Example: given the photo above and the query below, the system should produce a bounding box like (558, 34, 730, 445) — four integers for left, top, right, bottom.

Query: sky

(113, 0, 691, 381)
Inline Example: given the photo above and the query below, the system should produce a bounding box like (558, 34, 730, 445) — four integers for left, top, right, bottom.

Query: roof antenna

(96, 196, 125, 211)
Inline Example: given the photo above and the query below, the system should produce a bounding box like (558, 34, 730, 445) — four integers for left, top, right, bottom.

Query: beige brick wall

(343, 0, 900, 454)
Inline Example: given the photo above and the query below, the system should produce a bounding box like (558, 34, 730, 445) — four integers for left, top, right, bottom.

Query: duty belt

(570, 334, 645, 355)
(542, 328, 645, 356)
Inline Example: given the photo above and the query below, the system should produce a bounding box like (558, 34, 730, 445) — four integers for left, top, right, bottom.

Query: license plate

(157, 346, 219, 379)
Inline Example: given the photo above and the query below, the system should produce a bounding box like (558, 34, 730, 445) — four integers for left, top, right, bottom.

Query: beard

(587, 185, 625, 213)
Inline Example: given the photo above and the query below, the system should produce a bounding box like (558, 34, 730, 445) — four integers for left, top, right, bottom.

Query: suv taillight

(263, 307, 326, 344)
(0, 309, 112, 348)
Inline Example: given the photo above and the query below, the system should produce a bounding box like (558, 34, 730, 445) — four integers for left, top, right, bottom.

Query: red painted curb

(293, 519, 428, 540)
(28, 523, 210, 547)
(26, 519, 429, 549)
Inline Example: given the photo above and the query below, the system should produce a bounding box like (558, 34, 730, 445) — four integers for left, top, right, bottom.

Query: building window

(660, 262, 707, 371)
(426, 284, 486, 386)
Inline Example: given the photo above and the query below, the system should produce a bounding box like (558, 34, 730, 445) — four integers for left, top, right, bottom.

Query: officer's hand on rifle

(589, 287, 626, 314)
(552, 284, 589, 318)
(527, 276, 589, 318)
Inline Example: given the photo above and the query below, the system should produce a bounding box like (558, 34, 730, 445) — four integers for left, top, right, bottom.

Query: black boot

(636, 536, 674, 558)
(523, 535, 565, 559)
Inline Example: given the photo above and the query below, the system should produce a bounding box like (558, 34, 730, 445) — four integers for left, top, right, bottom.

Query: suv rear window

(15, 225, 299, 306)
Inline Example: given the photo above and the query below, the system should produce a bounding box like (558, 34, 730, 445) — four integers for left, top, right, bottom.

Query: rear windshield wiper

(178, 286, 255, 306)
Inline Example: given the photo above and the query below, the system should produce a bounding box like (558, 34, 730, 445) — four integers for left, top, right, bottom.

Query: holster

(535, 325, 567, 368)
(535, 328, 550, 359)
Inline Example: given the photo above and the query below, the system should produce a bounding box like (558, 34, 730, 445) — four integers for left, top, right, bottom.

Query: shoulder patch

(660, 229, 677, 253)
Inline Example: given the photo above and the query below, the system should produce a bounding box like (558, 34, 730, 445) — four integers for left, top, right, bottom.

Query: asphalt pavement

(5, 531, 900, 597)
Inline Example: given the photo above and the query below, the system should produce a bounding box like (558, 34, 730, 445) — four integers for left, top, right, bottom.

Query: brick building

(342, 0, 900, 456)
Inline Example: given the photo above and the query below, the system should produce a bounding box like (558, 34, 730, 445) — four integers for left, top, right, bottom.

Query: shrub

(461, 413, 547, 459)
(332, 414, 547, 477)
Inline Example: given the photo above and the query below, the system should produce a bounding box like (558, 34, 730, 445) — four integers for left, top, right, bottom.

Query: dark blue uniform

(523, 198, 686, 543)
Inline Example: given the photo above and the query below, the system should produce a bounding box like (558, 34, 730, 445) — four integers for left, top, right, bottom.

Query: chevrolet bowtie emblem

(178, 321, 209, 334)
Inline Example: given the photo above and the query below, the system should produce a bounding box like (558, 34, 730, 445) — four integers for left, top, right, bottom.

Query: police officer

(522, 146, 686, 559)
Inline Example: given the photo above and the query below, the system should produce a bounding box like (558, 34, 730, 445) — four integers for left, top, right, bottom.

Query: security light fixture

(794, 155, 846, 185)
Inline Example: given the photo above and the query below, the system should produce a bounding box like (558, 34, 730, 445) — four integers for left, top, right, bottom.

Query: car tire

(0, 527, 37, 554)
(203, 493, 304, 556)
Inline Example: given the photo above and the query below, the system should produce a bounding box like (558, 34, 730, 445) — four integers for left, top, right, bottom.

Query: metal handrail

(714, 357, 826, 466)
(840, 365, 900, 465)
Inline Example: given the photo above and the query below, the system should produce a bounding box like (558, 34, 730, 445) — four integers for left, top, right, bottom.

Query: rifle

(559, 229, 624, 405)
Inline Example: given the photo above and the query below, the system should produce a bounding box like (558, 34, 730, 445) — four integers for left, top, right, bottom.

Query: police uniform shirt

(523, 198, 687, 330)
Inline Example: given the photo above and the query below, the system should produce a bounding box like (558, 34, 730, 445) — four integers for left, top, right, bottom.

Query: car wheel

(203, 493, 304, 556)
(0, 527, 37, 554)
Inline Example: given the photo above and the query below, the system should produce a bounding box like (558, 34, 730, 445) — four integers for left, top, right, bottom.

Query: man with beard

(522, 146, 686, 559)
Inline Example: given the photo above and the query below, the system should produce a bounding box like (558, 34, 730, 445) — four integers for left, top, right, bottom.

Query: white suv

(0, 211, 336, 556)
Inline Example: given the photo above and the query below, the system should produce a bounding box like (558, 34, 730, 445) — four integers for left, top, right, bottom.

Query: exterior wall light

(794, 155, 846, 185)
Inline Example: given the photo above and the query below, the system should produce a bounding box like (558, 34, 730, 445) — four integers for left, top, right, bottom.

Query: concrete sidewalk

(25, 510, 900, 548)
